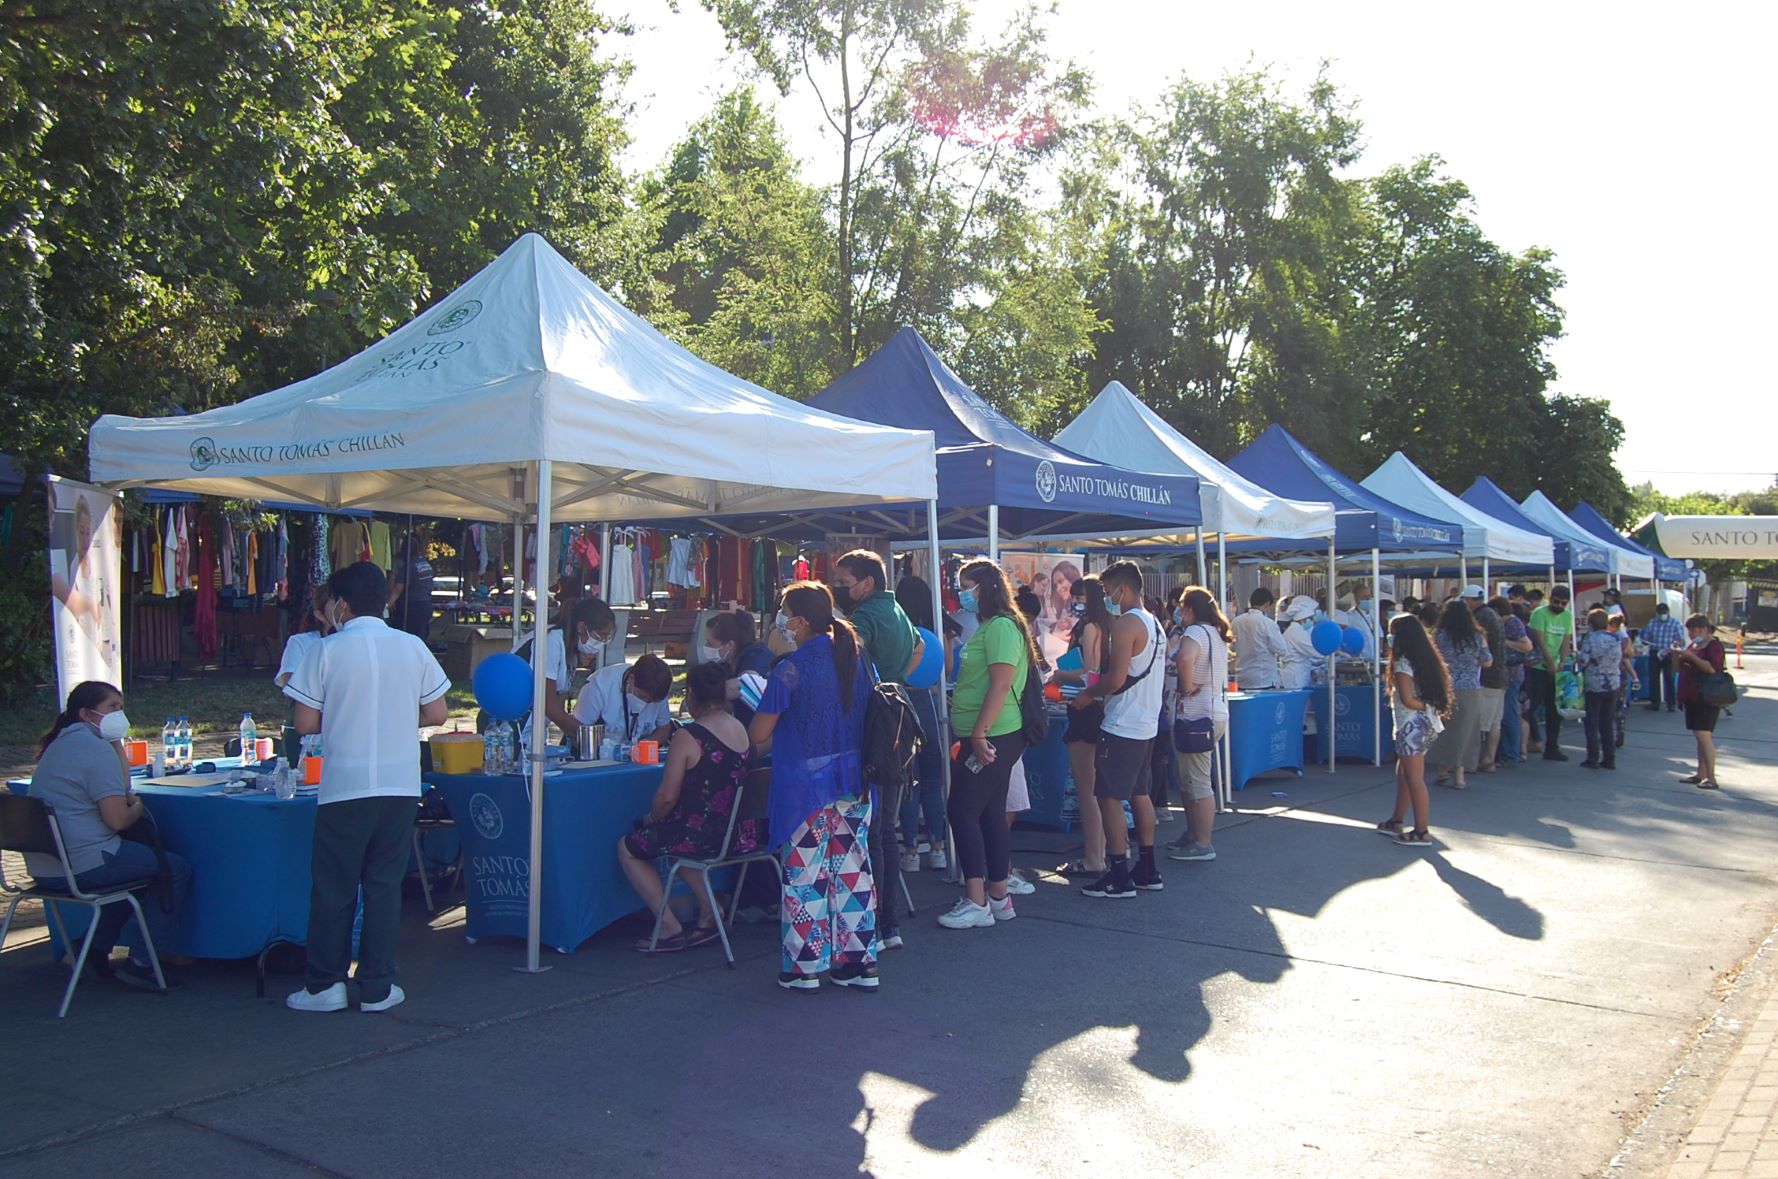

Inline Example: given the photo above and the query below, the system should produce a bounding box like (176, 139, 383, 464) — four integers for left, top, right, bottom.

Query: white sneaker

(988, 894, 1017, 922)
(287, 982, 347, 1012)
(900, 850, 921, 873)
(927, 848, 949, 871)
(937, 897, 993, 929)
(1003, 869, 1036, 896)
(360, 984, 405, 1013)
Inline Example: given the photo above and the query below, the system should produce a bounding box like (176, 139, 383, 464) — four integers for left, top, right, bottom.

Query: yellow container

(430, 733, 485, 775)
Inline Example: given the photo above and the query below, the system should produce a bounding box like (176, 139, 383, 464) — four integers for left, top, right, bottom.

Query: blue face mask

(958, 586, 979, 613)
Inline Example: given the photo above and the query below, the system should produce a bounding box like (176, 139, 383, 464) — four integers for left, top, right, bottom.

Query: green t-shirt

(950, 615, 1030, 738)
(848, 590, 918, 684)
(1528, 605, 1575, 666)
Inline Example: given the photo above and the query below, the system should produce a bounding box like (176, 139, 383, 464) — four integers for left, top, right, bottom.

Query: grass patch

(0, 677, 482, 747)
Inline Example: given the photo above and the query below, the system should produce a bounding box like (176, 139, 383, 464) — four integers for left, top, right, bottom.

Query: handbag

(1172, 624, 1219, 754)
(1018, 658, 1049, 745)
(1699, 671, 1738, 708)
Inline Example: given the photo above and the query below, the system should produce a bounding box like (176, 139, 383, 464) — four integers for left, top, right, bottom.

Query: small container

(254, 737, 276, 762)
(303, 755, 324, 786)
(124, 740, 150, 767)
(631, 740, 660, 766)
(430, 732, 486, 775)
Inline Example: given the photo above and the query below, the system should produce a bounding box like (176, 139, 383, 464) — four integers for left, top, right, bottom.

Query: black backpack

(862, 681, 923, 793)
(1018, 662, 1049, 745)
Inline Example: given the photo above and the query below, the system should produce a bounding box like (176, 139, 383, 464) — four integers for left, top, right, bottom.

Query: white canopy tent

(89, 232, 940, 971)
(1521, 491, 1655, 581)
(1362, 451, 1555, 588)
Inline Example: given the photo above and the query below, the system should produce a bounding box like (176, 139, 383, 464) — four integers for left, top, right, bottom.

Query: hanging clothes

(606, 538, 637, 606)
(368, 520, 394, 572)
(194, 514, 219, 660)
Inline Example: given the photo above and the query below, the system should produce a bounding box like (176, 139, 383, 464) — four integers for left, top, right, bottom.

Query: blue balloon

(1340, 626, 1367, 655)
(472, 652, 534, 722)
(907, 626, 944, 689)
(1310, 619, 1344, 657)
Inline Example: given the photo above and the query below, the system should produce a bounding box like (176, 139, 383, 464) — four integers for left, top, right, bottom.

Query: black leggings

(947, 732, 1027, 884)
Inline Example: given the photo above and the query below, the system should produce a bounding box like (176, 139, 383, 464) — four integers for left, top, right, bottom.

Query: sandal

(1697, 780, 1720, 790)
(1680, 774, 1703, 784)
(1375, 819, 1404, 837)
(635, 929, 690, 954)
(1475, 762, 1497, 774)
(1394, 828, 1434, 847)
(1432, 773, 1452, 788)
(685, 924, 722, 949)
(1060, 859, 1107, 877)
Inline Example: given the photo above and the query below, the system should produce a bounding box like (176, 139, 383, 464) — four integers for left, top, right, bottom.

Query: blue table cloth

(1312, 682, 1392, 765)
(428, 764, 666, 954)
(1017, 706, 1072, 831)
(1227, 689, 1312, 792)
(8, 771, 317, 960)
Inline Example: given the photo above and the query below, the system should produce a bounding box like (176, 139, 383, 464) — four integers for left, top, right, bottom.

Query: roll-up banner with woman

(47, 475, 123, 699)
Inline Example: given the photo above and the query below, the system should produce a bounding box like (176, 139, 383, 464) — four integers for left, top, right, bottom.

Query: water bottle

(483, 728, 498, 774)
(162, 718, 176, 770)
(177, 716, 193, 771)
(239, 712, 258, 764)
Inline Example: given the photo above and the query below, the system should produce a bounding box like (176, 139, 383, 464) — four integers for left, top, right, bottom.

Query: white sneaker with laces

(900, 850, 921, 873)
(1003, 870, 1036, 896)
(361, 984, 405, 1013)
(928, 848, 949, 871)
(988, 894, 1016, 922)
(287, 981, 348, 1013)
(937, 897, 994, 929)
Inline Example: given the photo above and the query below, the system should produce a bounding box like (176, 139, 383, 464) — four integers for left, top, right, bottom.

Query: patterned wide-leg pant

(780, 794, 876, 977)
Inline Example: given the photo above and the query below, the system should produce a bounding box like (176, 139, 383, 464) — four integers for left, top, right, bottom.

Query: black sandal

(635, 929, 690, 954)
(685, 924, 722, 948)
(1375, 819, 1404, 837)
(1060, 859, 1106, 877)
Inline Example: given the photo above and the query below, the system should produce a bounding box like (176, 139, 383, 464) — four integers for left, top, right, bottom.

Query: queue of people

(28, 550, 1733, 1005)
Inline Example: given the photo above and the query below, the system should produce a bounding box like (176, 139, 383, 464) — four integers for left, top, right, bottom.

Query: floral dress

(622, 723, 760, 860)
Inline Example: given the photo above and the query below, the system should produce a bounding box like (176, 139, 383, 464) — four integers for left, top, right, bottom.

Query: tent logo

(189, 437, 218, 471)
(468, 792, 503, 840)
(427, 299, 483, 336)
(1035, 460, 1058, 503)
(1392, 517, 1404, 543)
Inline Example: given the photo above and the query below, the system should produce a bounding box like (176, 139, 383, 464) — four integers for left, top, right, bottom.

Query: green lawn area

(0, 679, 483, 748)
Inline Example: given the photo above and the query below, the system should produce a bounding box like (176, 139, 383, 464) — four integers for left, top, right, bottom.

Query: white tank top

(1101, 606, 1166, 740)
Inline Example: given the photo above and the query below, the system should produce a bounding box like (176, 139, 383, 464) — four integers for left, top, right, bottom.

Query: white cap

(1462, 585, 1485, 600)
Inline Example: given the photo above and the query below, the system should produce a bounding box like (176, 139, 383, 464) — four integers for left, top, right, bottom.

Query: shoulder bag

(1173, 624, 1219, 754)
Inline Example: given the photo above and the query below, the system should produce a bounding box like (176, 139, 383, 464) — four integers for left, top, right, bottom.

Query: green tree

(641, 88, 839, 396)
(1084, 67, 1362, 461)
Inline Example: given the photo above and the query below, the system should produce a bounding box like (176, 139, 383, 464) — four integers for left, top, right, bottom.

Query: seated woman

(616, 662, 759, 952)
(27, 681, 193, 992)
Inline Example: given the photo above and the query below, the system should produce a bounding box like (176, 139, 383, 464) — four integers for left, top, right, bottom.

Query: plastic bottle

(484, 728, 498, 774)
(176, 716, 193, 771)
(239, 712, 258, 764)
(162, 718, 176, 770)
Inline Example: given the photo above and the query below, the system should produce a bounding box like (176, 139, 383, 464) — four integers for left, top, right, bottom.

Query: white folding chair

(646, 766, 780, 968)
(0, 794, 168, 1018)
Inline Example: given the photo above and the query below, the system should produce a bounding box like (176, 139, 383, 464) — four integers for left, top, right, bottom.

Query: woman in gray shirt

(28, 681, 191, 992)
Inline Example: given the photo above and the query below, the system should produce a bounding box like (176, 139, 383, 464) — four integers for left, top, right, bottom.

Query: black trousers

(304, 795, 416, 1002)
(866, 777, 904, 932)
(1527, 668, 1562, 750)
(1648, 653, 1678, 709)
(1583, 690, 1617, 765)
(946, 733, 1026, 884)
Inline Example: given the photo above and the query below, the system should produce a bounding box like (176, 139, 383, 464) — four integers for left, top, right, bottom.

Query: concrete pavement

(3, 655, 1776, 1177)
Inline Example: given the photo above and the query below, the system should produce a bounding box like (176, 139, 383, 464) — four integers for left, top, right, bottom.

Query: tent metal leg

(926, 500, 960, 886)
(1327, 539, 1336, 774)
(520, 460, 553, 975)
(1372, 547, 1382, 766)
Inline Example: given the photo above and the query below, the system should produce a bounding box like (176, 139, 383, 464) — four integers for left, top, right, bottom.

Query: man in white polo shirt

(284, 561, 450, 1014)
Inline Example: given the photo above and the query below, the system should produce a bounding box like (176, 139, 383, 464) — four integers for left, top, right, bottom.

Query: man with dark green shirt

(833, 549, 926, 950)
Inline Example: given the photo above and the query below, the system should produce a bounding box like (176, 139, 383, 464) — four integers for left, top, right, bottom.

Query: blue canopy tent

(1460, 477, 1609, 605)
(1570, 501, 1689, 584)
(1225, 425, 1464, 769)
(807, 328, 1201, 551)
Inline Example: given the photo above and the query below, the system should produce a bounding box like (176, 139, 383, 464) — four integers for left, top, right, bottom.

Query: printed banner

(1000, 552, 1086, 664)
(46, 476, 123, 701)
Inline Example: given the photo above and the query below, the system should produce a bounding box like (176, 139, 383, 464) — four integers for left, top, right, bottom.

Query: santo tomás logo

(1035, 460, 1058, 504)
(468, 792, 503, 840)
(189, 437, 219, 471)
(427, 298, 483, 336)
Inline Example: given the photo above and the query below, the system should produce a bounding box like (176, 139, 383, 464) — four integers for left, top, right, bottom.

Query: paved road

(3, 657, 1775, 1178)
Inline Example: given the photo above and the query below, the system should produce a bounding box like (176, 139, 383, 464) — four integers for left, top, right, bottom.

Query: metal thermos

(574, 724, 605, 760)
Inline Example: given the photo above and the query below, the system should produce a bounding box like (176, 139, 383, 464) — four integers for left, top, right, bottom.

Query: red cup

(124, 740, 150, 767)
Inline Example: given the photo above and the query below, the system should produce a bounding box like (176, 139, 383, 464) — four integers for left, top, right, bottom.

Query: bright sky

(613, 0, 1776, 498)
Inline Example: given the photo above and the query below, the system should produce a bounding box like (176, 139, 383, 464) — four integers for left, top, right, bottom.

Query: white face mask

(577, 633, 602, 657)
(775, 611, 796, 646)
(698, 643, 727, 665)
(95, 710, 131, 742)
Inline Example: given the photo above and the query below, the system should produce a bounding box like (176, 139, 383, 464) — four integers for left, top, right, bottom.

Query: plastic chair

(0, 794, 168, 1017)
(645, 766, 781, 968)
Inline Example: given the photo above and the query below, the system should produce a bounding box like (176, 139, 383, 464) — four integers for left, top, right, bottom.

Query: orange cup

(632, 740, 661, 765)
(303, 756, 324, 786)
(124, 740, 150, 767)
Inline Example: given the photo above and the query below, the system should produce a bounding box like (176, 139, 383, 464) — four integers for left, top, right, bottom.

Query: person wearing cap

(1640, 602, 1684, 712)
(1601, 587, 1626, 621)
(1277, 595, 1320, 690)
